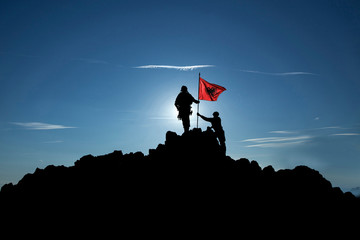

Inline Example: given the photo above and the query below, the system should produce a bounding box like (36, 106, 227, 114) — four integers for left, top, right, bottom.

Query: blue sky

(1, 0, 360, 192)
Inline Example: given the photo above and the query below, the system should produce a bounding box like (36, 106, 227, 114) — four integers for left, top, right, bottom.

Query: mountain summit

(1, 128, 359, 235)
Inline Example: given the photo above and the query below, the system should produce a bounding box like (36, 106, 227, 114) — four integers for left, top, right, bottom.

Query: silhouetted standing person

(197, 111, 226, 154)
(175, 86, 199, 133)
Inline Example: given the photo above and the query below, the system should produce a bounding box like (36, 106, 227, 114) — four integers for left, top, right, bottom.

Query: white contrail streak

(10, 122, 76, 130)
(134, 65, 215, 71)
(331, 133, 360, 136)
(242, 135, 312, 143)
(238, 69, 317, 76)
(242, 135, 312, 148)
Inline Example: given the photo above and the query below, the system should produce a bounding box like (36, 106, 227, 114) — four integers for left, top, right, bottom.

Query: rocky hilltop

(1, 128, 359, 235)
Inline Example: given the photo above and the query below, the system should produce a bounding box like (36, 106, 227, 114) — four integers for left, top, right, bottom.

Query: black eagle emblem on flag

(206, 87, 216, 97)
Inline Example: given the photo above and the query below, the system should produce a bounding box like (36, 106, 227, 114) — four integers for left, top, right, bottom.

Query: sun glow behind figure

(149, 91, 211, 134)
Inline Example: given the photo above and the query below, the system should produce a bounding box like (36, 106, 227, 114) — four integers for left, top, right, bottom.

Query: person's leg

(220, 142, 226, 155)
(183, 116, 190, 132)
(217, 132, 226, 154)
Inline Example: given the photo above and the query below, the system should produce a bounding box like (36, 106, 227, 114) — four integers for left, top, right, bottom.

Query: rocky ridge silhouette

(1, 128, 359, 235)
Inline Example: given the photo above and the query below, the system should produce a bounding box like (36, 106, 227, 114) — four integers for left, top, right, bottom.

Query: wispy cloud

(238, 69, 317, 76)
(242, 135, 312, 148)
(10, 122, 76, 130)
(239, 124, 359, 148)
(134, 65, 215, 71)
(268, 130, 297, 134)
(245, 140, 308, 148)
(243, 136, 311, 143)
(316, 126, 345, 130)
(330, 133, 360, 136)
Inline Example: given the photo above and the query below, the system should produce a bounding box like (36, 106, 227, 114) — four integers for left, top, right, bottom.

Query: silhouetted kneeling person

(175, 86, 199, 133)
(197, 111, 226, 154)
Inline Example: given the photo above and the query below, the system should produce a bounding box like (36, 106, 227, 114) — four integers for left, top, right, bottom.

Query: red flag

(199, 77, 226, 101)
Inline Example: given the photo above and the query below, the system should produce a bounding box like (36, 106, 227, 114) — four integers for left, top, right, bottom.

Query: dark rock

(0, 128, 359, 235)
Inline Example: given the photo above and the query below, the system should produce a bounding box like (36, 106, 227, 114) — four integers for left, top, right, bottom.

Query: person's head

(181, 85, 188, 92)
(213, 111, 219, 117)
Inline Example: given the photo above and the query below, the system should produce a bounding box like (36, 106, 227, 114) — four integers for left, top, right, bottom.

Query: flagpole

(197, 72, 200, 129)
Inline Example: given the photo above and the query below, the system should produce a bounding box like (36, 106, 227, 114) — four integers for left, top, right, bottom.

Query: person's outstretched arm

(197, 113, 211, 122)
(191, 95, 200, 104)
